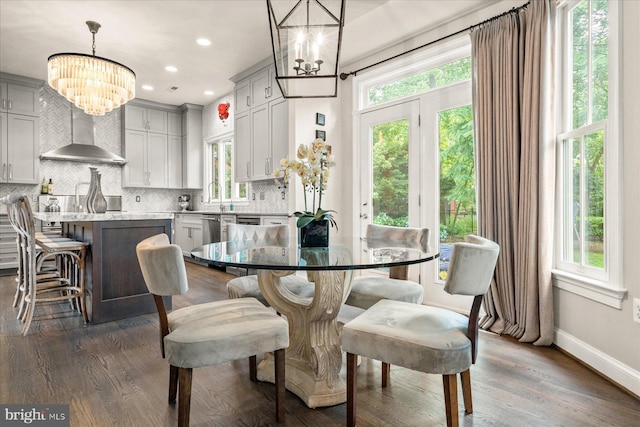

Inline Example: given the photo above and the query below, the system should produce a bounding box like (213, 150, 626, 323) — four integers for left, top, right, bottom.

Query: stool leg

(169, 365, 179, 404)
(460, 369, 473, 414)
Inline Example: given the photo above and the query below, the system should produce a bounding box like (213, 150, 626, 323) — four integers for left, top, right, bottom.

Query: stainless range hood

(40, 105, 127, 165)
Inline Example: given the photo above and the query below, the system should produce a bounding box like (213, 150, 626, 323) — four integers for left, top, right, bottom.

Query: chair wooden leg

(274, 349, 285, 422)
(347, 352, 357, 427)
(442, 374, 458, 427)
(249, 355, 257, 381)
(460, 369, 472, 414)
(178, 367, 192, 427)
(169, 365, 179, 404)
(381, 362, 390, 388)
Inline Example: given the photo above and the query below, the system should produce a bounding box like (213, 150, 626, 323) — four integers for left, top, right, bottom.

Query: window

(367, 57, 471, 107)
(207, 137, 247, 202)
(556, 0, 623, 303)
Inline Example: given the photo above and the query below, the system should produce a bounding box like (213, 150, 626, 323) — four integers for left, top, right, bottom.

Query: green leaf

(296, 216, 315, 228)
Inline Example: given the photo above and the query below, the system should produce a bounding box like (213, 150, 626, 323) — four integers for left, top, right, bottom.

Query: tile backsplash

(1, 85, 287, 214)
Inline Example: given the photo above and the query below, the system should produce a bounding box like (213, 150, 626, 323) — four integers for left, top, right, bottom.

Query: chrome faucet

(74, 182, 90, 212)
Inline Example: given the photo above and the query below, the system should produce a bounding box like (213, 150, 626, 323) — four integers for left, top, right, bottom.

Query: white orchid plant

(274, 138, 337, 229)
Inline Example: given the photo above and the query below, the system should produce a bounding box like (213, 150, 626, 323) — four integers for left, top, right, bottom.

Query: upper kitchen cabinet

(124, 104, 168, 133)
(233, 65, 282, 115)
(0, 74, 41, 184)
(181, 104, 203, 189)
(122, 99, 181, 188)
(231, 62, 288, 183)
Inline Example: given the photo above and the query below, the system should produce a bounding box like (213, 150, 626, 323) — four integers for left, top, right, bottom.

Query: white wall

(300, 0, 640, 396)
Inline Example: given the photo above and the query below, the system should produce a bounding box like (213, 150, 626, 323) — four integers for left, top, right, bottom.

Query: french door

(358, 99, 421, 277)
(357, 81, 473, 290)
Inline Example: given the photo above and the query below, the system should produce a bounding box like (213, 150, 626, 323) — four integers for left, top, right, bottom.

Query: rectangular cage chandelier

(267, 0, 345, 98)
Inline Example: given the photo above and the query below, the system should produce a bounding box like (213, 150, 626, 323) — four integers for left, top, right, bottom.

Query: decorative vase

(86, 167, 98, 213)
(92, 173, 107, 213)
(299, 219, 330, 247)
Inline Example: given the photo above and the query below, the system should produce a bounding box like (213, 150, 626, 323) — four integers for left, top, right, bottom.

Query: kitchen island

(34, 212, 173, 323)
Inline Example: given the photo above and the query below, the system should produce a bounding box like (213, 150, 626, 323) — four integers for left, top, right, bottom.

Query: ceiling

(0, 0, 506, 106)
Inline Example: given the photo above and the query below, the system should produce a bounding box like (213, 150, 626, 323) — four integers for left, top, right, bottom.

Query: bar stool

(2, 195, 90, 335)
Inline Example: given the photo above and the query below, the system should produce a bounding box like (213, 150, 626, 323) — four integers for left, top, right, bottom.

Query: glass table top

(190, 236, 439, 271)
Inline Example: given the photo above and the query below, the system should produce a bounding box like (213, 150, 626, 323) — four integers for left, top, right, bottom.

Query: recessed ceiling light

(204, 90, 215, 96)
(142, 85, 154, 91)
(165, 65, 178, 72)
(197, 38, 211, 46)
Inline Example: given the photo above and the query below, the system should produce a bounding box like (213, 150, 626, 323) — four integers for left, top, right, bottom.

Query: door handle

(246, 96, 250, 107)
(188, 227, 192, 238)
(8, 100, 12, 110)
(265, 87, 269, 99)
(2, 163, 6, 181)
(8, 164, 12, 181)
(2, 99, 6, 109)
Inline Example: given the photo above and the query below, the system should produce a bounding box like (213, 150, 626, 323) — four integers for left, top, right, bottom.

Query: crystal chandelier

(47, 21, 136, 116)
(267, 0, 345, 98)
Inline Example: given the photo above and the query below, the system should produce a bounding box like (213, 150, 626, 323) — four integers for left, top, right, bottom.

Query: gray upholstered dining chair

(342, 234, 500, 427)
(226, 223, 316, 305)
(136, 233, 290, 427)
(345, 224, 430, 309)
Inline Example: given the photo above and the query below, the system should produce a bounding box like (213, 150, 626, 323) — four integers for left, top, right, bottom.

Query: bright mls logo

(1, 405, 69, 426)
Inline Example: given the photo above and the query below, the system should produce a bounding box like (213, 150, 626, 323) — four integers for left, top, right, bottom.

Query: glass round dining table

(191, 236, 439, 408)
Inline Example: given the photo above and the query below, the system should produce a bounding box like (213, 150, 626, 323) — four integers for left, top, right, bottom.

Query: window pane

(570, 0, 589, 128)
(224, 143, 232, 198)
(591, 0, 608, 122)
(570, 0, 609, 128)
(212, 146, 220, 199)
(371, 119, 409, 226)
(570, 137, 581, 263)
(368, 57, 471, 106)
(438, 105, 476, 278)
(584, 130, 604, 268)
(564, 131, 605, 270)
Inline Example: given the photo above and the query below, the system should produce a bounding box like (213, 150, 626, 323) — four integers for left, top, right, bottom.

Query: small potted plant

(274, 138, 337, 247)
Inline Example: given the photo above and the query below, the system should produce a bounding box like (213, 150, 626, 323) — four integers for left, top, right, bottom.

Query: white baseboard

(554, 328, 640, 397)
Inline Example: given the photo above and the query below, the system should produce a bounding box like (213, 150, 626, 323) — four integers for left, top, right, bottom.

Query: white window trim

(553, 0, 625, 307)
(204, 132, 248, 204)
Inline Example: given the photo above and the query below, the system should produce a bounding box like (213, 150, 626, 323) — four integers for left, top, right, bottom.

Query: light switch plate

(633, 298, 640, 324)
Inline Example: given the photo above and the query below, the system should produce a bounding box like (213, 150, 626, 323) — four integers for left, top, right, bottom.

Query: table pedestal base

(257, 353, 346, 408)
(257, 265, 353, 408)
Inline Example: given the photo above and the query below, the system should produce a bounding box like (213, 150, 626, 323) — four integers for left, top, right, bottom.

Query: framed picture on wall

(316, 113, 325, 126)
(315, 130, 326, 141)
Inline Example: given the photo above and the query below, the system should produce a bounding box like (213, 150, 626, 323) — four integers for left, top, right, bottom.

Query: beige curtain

(471, 0, 556, 346)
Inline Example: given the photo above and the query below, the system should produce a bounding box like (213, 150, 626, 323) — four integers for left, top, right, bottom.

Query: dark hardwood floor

(1, 262, 638, 426)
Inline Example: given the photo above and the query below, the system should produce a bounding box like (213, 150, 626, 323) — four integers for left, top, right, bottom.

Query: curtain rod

(339, 1, 530, 81)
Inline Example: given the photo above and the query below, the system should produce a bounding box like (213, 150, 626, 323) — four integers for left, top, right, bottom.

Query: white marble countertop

(33, 212, 174, 222)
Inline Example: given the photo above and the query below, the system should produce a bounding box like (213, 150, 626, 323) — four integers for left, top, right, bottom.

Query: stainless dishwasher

(201, 214, 221, 245)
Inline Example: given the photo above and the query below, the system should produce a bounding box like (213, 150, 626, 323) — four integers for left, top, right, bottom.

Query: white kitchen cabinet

(234, 110, 251, 182)
(234, 78, 251, 115)
(181, 104, 203, 189)
(122, 129, 168, 187)
(174, 214, 203, 256)
(124, 104, 168, 133)
(0, 81, 39, 116)
(233, 90, 288, 182)
(261, 216, 289, 226)
(168, 135, 183, 188)
(0, 77, 40, 185)
(168, 112, 182, 136)
(122, 100, 183, 188)
(234, 65, 281, 116)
